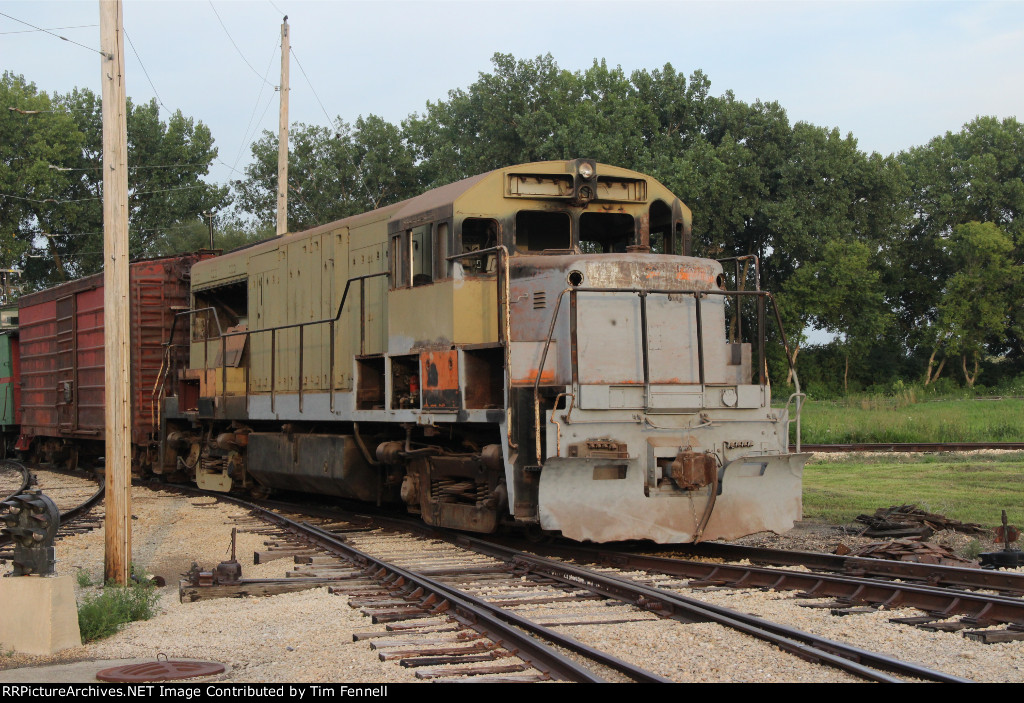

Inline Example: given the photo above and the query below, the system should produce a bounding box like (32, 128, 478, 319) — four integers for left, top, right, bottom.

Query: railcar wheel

(250, 484, 272, 500)
(523, 525, 552, 544)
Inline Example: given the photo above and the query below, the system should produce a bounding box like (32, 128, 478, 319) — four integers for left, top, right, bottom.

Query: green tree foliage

(0, 72, 230, 288)
(11, 56, 1024, 394)
(895, 117, 1024, 360)
(934, 221, 1020, 387)
(0, 73, 84, 284)
(233, 115, 419, 232)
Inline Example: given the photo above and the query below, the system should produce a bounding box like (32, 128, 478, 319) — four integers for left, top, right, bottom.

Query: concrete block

(0, 575, 82, 654)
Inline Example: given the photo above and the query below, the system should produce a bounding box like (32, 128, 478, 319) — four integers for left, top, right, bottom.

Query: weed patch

(77, 582, 160, 643)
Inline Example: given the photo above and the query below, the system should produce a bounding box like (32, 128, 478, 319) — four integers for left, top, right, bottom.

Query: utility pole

(204, 211, 215, 249)
(276, 16, 289, 237)
(99, 0, 131, 585)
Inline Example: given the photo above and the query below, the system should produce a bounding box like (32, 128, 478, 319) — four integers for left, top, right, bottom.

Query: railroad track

(0, 459, 31, 502)
(793, 442, 1024, 453)
(0, 463, 105, 554)
(516, 540, 1024, 644)
(177, 489, 974, 683)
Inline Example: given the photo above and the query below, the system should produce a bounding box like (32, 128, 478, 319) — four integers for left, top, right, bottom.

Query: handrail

(716, 254, 761, 291)
(158, 271, 389, 414)
(447, 245, 515, 449)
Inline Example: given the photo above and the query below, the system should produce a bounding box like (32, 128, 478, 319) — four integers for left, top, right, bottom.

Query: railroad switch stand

(1, 490, 60, 576)
(980, 510, 1024, 569)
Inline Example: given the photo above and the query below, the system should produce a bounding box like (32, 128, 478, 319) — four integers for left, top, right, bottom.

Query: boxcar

(16, 253, 212, 469)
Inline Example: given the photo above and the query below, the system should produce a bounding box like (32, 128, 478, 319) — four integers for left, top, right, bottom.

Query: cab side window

(459, 218, 499, 275)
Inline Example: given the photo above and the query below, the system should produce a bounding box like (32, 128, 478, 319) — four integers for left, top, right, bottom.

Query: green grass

(77, 581, 160, 643)
(794, 397, 1024, 444)
(803, 452, 1024, 528)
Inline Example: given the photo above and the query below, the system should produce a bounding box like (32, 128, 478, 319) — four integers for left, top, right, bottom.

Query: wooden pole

(276, 16, 289, 237)
(99, 0, 131, 586)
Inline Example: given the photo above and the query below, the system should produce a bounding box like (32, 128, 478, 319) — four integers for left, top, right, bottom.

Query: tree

(0, 72, 85, 283)
(895, 117, 1024, 367)
(782, 238, 890, 391)
(934, 221, 1019, 387)
(1, 75, 229, 289)
(233, 115, 420, 231)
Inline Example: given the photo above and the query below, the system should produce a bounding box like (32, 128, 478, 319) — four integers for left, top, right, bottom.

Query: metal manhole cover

(96, 657, 225, 682)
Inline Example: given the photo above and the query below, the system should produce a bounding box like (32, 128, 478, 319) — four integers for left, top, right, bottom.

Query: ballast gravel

(1, 484, 1022, 683)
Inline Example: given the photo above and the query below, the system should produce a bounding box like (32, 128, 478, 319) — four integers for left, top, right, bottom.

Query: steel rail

(199, 490, 666, 683)
(0, 459, 31, 502)
(451, 534, 973, 683)
(298, 520, 671, 684)
(460, 540, 970, 683)
(504, 540, 1024, 627)
(0, 465, 104, 548)
(586, 550, 1024, 626)
(793, 442, 1024, 453)
(154, 487, 970, 682)
(659, 542, 1024, 595)
(314, 506, 973, 682)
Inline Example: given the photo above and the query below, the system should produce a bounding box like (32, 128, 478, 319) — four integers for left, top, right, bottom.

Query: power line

(0, 185, 210, 205)
(47, 163, 210, 172)
(208, 1, 276, 88)
(123, 28, 171, 115)
(7, 106, 95, 115)
(0, 12, 106, 56)
(230, 57, 279, 177)
(0, 23, 96, 35)
(34, 221, 211, 238)
(291, 47, 334, 129)
(216, 158, 247, 177)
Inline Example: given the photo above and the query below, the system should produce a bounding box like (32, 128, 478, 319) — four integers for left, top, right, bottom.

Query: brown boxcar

(17, 253, 211, 467)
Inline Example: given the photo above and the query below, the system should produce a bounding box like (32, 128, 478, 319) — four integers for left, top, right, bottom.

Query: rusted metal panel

(387, 279, 498, 355)
(421, 350, 459, 411)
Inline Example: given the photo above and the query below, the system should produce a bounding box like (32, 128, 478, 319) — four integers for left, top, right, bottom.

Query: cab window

(579, 213, 634, 253)
(515, 210, 570, 252)
(411, 224, 432, 286)
(649, 199, 674, 254)
(459, 218, 499, 275)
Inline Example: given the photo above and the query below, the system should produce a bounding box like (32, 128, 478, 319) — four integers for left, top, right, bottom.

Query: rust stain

(513, 368, 555, 384)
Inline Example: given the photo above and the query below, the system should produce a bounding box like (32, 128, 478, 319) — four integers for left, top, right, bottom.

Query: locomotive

(156, 159, 808, 543)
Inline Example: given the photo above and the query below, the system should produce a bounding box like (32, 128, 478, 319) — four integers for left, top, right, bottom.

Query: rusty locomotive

(154, 160, 808, 543)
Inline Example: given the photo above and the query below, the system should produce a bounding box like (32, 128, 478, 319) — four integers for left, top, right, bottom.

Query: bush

(77, 581, 160, 643)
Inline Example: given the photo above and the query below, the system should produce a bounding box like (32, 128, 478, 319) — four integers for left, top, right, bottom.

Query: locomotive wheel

(250, 484, 272, 500)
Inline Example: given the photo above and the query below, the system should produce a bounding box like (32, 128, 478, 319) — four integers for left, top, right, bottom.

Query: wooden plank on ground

(179, 577, 348, 602)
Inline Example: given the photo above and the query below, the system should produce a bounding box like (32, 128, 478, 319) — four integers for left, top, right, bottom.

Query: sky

(2, 0, 1024, 189)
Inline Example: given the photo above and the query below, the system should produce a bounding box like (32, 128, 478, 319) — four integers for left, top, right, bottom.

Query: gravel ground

(1, 484, 1022, 683)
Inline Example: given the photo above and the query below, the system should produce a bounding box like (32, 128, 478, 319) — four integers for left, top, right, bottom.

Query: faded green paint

(187, 160, 690, 397)
(0, 332, 15, 427)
